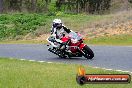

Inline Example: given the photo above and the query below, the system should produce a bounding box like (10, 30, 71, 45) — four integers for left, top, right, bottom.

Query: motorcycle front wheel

(82, 45, 94, 59)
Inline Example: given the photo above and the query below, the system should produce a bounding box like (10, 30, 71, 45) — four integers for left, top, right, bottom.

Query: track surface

(0, 44, 132, 71)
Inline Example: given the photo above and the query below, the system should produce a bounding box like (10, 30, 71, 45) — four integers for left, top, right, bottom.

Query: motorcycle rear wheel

(57, 50, 66, 58)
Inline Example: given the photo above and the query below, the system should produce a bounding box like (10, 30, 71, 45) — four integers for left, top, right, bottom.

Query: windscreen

(69, 32, 82, 40)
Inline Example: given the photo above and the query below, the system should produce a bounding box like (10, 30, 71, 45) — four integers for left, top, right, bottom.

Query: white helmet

(53, 19, 62, 28)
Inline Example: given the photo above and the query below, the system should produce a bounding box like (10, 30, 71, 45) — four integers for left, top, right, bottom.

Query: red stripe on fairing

(79, 43, 86, 50)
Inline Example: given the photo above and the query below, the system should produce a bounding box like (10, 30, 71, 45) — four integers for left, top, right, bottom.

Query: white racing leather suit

(47, 24, 72, 47)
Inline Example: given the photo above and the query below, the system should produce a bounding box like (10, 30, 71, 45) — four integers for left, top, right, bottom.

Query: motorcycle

(46, 32, 94, 59)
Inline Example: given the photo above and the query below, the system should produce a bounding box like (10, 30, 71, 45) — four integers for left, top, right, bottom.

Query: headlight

(71, 39, 78, 43)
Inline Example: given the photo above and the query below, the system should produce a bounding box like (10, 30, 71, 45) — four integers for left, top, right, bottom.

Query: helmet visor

(53, 23, 62, 27)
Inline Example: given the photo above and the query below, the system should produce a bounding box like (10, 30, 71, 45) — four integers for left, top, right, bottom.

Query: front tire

(82, 45, 94, 59)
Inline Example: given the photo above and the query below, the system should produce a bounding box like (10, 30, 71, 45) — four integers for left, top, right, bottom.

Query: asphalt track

(0, 44, 132, 71)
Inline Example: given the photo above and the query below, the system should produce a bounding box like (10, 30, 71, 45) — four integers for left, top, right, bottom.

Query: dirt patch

(34, 34, 50, 41)
(34, 20, 132, 41)
(82, 10, 132, 39)
(28, 10, 132, 40)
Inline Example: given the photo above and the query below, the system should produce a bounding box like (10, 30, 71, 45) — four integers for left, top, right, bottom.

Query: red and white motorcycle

(47, 32, 94, 59)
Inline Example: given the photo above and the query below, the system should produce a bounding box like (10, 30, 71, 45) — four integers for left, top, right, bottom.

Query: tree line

(56, 0, 111, 14)
(0, 0, 51, 13)
(0, 0, 131, 14)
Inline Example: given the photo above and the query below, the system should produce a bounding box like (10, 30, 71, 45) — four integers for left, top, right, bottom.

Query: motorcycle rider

(48, 19, 72, 48)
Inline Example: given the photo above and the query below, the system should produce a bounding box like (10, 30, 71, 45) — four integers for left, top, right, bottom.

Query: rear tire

(82, 45, 94, 59)
(57, 50, 66, 58)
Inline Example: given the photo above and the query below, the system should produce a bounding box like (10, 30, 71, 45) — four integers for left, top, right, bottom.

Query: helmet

(53, 19, 62, 28)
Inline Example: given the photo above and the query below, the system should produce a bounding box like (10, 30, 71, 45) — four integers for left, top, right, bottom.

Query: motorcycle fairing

(78, 43, 86, 50)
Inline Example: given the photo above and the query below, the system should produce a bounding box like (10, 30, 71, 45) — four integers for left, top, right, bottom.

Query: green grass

(0, 40, 47, 44)
(0, 13, 131, 45)
(0, 14, 50, 40)
(87, 34, 132, 46)
(0, 57, 131, 88)
(0, 13, 107, 40)
(0, 34, 132, 46)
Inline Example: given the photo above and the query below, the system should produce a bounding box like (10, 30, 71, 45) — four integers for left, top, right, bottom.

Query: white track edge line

(18, 58, 132, 74)
(92, 66, 132, 74)
(19, 59, 52, 64)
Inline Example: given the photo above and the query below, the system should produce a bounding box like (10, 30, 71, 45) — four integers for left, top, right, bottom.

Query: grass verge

(0, 57, 131, 88)
(0, 34, 132, 46)
(86, 34, 132, 46)
(0, 13, 105, 40)
(0, 40, 47, 44)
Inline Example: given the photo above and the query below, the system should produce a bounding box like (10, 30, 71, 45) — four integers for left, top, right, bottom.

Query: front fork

(78, 43, 86, 56)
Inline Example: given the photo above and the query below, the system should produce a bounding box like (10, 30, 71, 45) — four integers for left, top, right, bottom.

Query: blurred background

(0, 0, 131, 45)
